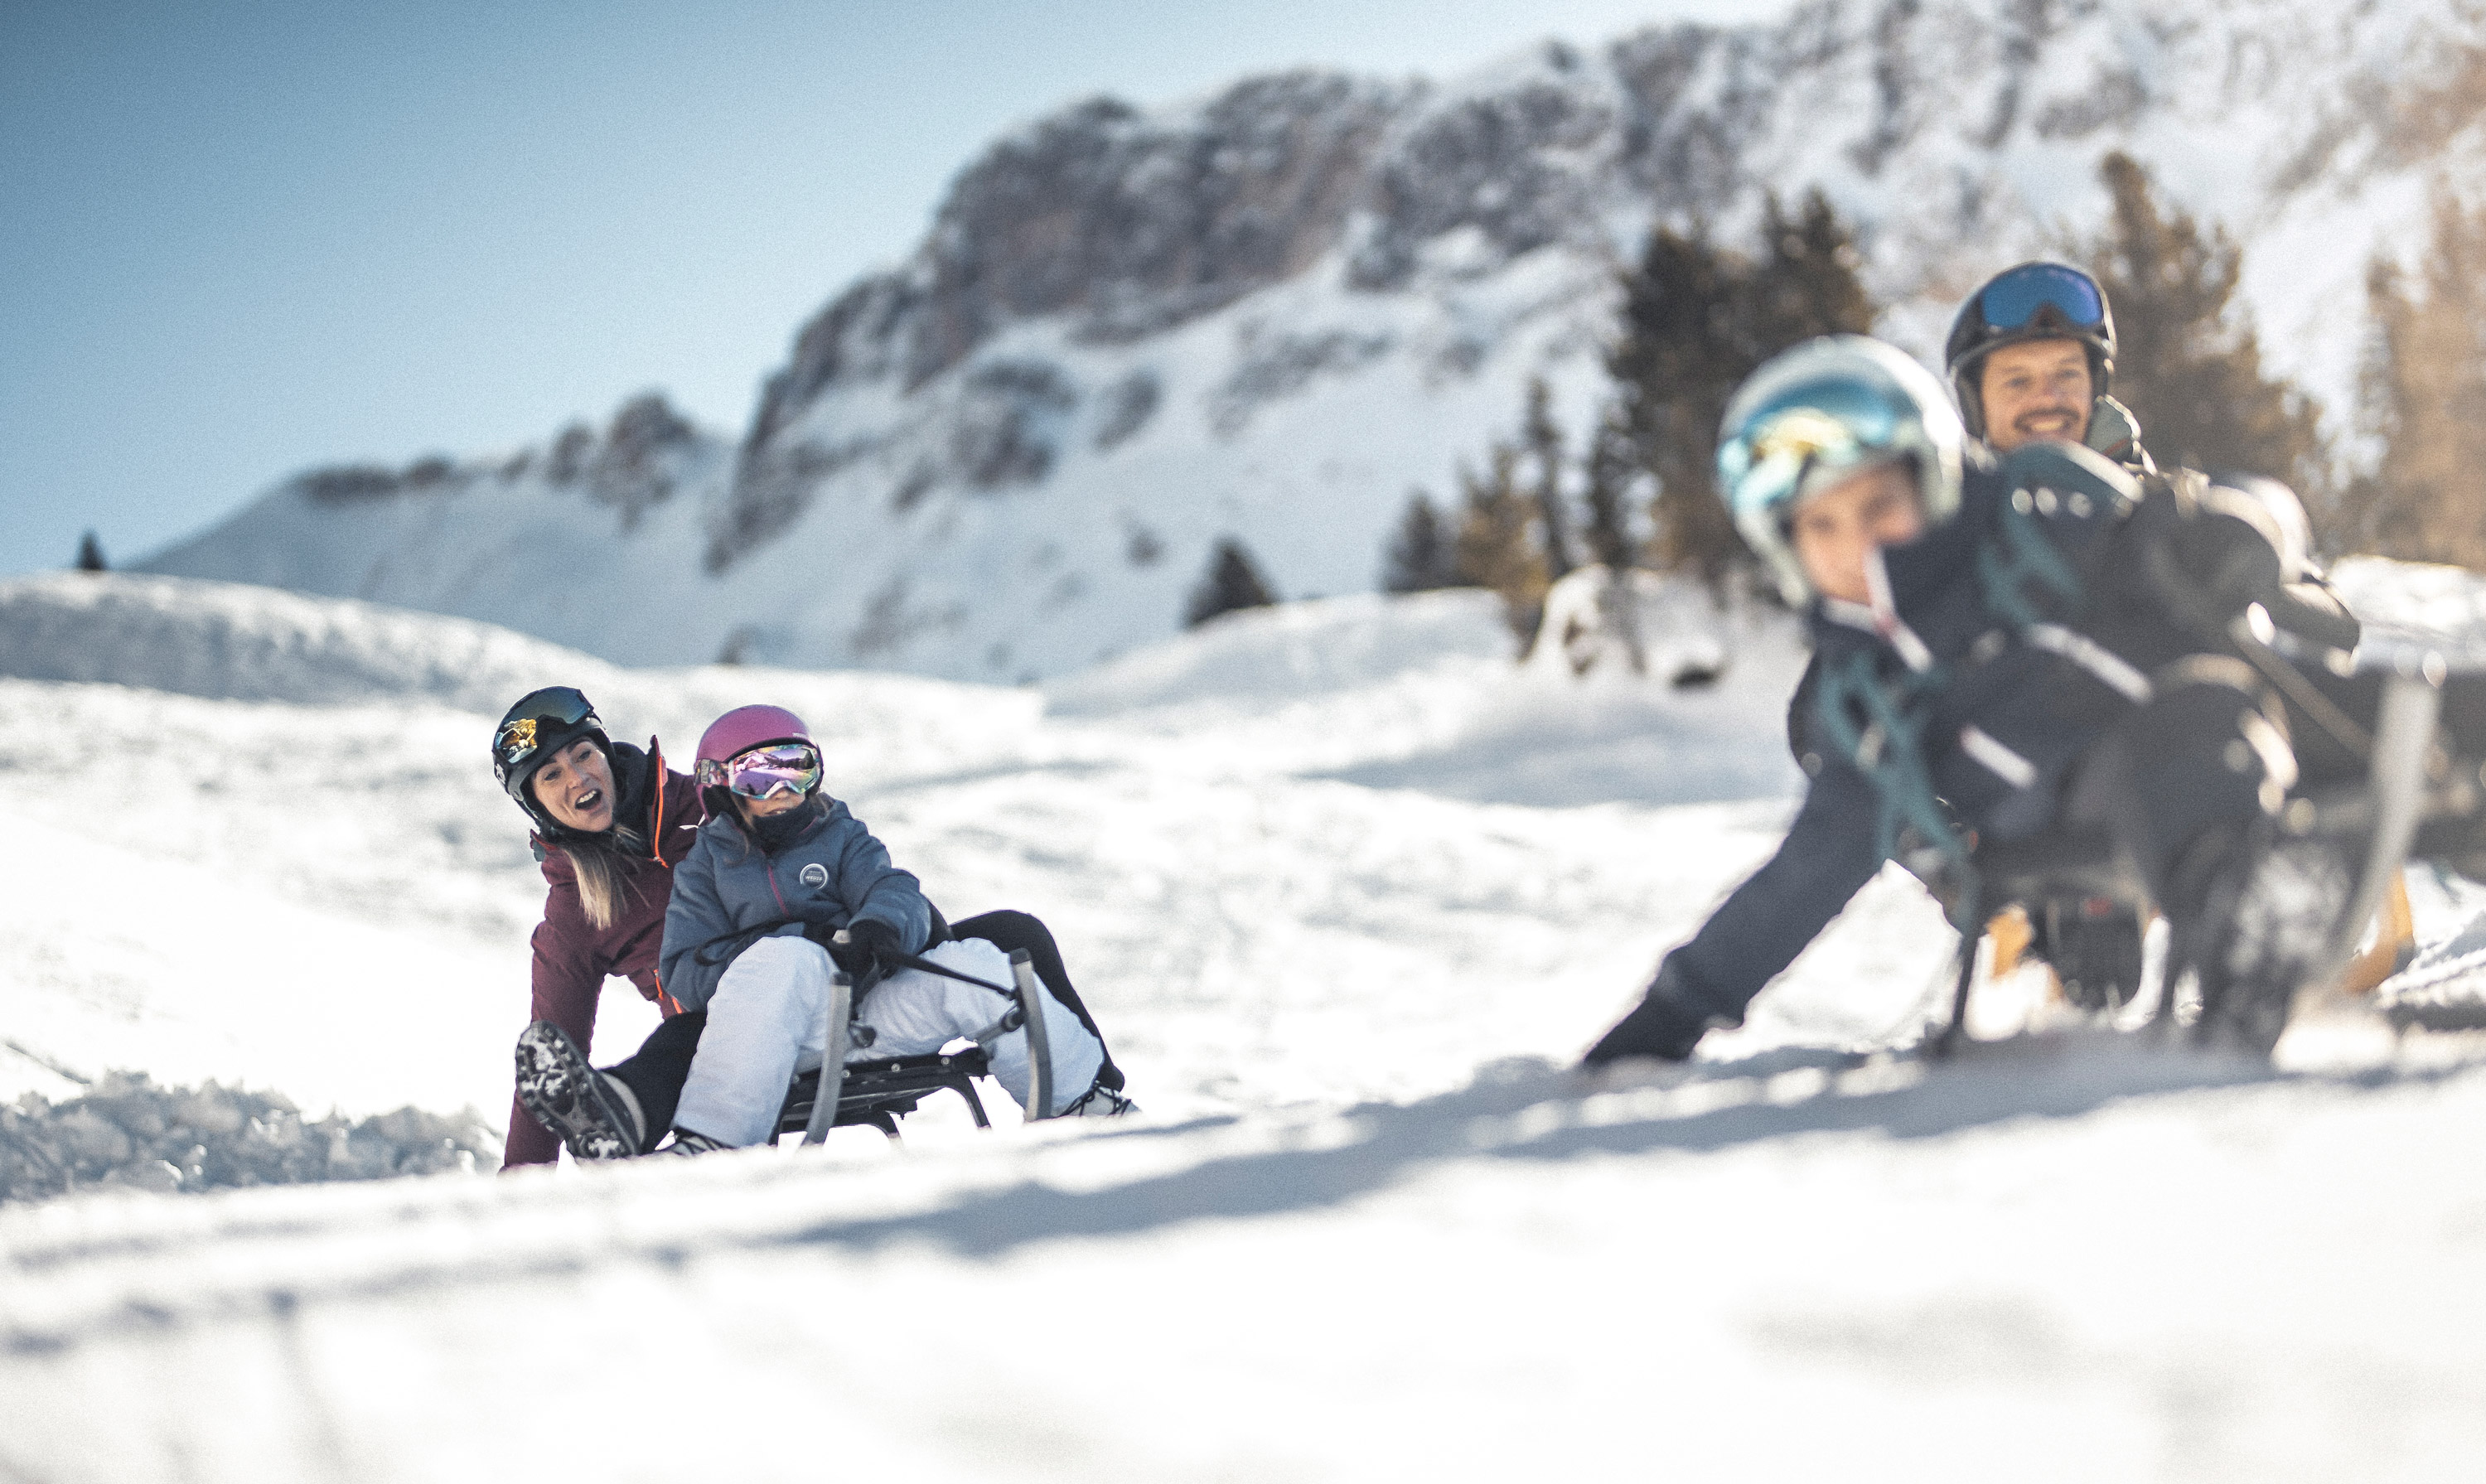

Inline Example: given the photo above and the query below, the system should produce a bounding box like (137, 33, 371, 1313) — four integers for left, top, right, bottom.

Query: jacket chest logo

(796, 863, 830, 891)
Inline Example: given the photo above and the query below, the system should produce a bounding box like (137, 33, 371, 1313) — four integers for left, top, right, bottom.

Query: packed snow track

(4, 573, 2485, 1482)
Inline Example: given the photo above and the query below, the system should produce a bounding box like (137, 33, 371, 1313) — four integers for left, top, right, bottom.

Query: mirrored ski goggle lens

(704, 743, 821, 799)
(1720, 385, 1899, 523)
(496, 688, 597, 765)
(1977, 263, 2105, 334)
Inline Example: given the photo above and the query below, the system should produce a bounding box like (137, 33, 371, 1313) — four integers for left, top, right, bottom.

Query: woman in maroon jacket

(490, 686, 704, 1168)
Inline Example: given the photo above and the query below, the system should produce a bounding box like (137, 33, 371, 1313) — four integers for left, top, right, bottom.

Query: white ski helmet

(1716, 335, 1966, 604)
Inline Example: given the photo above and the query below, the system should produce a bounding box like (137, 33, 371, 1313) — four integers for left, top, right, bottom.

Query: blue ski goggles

(1974, 262, 2106, 336)
(1718, 378, 1904, 526)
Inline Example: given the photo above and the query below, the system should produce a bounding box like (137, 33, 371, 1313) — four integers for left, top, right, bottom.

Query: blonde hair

(564, 824, 648, 931)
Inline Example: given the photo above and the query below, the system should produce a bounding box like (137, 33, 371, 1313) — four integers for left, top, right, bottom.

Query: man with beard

(1945, 261, 2139, 467)
(1938, 261, 2397, 1009)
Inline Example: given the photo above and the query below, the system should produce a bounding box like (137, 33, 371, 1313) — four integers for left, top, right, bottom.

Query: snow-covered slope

(10, 571, 2486, 1478)
(0, 570, 1820, 1123)
(11, 1046, 2486, 1483)
(139, 0, 2486, 680)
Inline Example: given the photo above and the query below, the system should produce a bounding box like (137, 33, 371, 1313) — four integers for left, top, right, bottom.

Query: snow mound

(0, 572, 618, 712)
(2334, 557, 2486, 669)
(0, 1072, 496, 1204)
(2375, 906, 2486, 1032)
(1043, 589, 1512, 715)
(1038, 583, 1811, 806)
(1523, 565, 1730, 685)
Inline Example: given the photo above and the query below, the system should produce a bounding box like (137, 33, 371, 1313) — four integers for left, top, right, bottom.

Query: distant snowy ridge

(0, 571, 620, 711)
(143, 0, 2486, 685)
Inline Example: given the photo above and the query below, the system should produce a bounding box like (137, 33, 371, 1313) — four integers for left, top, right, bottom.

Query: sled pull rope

(883, 949, 1018, 1000)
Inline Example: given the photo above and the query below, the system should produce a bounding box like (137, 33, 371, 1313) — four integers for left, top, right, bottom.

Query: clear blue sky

(0, 0, 1788, 575)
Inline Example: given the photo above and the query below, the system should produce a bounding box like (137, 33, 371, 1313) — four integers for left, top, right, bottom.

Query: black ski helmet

(492, 686, 612, 832)
(1944, 261, 2116, 440)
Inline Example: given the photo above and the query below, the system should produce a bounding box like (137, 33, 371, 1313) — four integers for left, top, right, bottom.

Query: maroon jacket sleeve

(500, 762, 703, 1170)
(504, 851, 610, 1169)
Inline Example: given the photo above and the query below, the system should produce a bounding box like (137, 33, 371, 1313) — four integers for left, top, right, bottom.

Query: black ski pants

(2055, 658, 2486, 914)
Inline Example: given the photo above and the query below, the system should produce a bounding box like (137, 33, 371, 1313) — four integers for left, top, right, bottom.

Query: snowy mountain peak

(143, 0, 2486, 682)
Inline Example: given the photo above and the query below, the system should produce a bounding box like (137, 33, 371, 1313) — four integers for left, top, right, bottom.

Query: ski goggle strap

(697, 742, 823, 800)
(1975, 263, 2106, 336)
(1719, 381, 1903, 527)
(495, 687, 599, 771)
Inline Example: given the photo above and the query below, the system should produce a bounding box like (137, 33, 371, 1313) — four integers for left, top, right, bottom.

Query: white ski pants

(673, 934, 1106, 1148)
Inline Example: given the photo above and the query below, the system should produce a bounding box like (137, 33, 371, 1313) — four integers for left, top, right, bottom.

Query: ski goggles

(495, 687, 599, 771)
(698, 742, 823, 800)
(1972, 262, 2106, 336)
(1719, 380, 1903, 525)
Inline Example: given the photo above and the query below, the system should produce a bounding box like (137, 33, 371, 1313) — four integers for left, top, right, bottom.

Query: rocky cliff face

(146, 0, 2486, 682)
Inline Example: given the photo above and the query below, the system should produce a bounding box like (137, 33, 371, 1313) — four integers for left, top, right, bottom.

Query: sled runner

(772, 940, 1058, 1145)
(1932, 669, 2447, 1056)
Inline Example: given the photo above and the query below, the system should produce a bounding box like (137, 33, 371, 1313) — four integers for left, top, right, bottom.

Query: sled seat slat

(774, 1047, 995, 1140)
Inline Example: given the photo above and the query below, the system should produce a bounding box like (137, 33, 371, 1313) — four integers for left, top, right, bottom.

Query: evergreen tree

(1184, 537, 1279, 628)
(1521, 379, 1575, 584)
(1579, 410, 1642, 572)
(1610, 225, 1744, 582)
(1608, 189, 1874, 587)
(1382, 490, 1460, 593)
(1453, 443, 1548, 642)
(74, 531, 106, 573)
(2334, 191, 2486, 564)
(1746, 189, 1876, 355)
(2077, 152, 2329, 502)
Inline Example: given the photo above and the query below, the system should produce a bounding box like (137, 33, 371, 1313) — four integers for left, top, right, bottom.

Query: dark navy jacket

(1666, 443, 2176, 1023)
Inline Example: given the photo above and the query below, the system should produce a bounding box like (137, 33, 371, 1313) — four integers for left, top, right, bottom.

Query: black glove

(1581, 965, 1717, 1068)
(2184, 510, 2286, 623)
(835, 917, 902, 985)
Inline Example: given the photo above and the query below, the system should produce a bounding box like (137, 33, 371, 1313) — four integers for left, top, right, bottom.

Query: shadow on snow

(780, 1034, 2375, 1259)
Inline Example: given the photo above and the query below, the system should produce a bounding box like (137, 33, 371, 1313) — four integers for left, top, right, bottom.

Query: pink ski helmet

(694, 704, 818, 815)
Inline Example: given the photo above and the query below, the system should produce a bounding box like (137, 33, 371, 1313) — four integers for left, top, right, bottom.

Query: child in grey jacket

(655, 704, 1126, 1150)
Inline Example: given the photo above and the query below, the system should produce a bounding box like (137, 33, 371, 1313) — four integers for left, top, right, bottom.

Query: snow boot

(656, 1129, 731, 1158)
(514, 1022, 646, 1160)
(2034, 897, 2149, 1012)
(1582, 969, 1715, 1067)
(2180, 829, 2353, 1056)
(1061, 1078, 1138, 1117)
